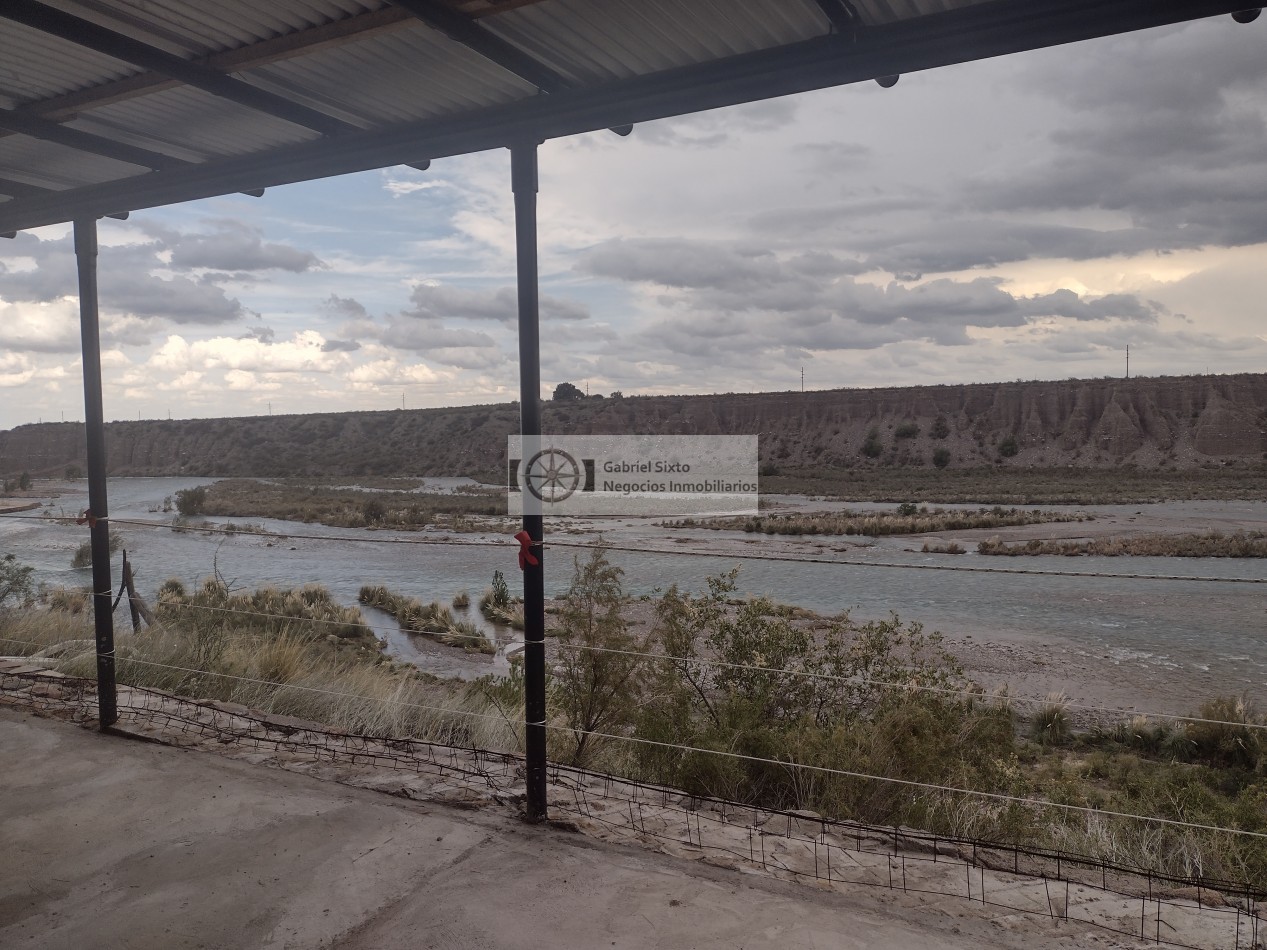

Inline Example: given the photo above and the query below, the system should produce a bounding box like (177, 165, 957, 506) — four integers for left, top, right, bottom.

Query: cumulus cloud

(404, 283, 589, 324)
(321, 338, 361, 352)
(634, 99, 799, 148)
(579, 238, 1162, 344)
(146, 218, 324, 273)
(150, 330, 347, 376)
(0, 230, 243, 329)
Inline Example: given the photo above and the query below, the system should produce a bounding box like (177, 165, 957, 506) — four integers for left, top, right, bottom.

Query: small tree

(0, 554, 35, 609)
(174, 485, 207, 516)
(932, 447, 952, 469)
(999, 435, 1019, 458)
(489, 569, 511, 609)
(930, 416, 950, 440)
(552, 381, 584, 402)
(554, 547, 646, 767)
(362, 498, 386, 524)
(18, 472, 32, 491)
(861, 427, 884, 458)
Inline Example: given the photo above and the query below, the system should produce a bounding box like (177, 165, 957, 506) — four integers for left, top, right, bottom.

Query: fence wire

(1, 665, 1262, 950)
(6, 509, 1267, 584)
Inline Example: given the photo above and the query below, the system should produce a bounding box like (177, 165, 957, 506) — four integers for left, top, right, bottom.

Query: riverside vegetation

(180, 478, 510, 531)
(666, 505, 1089, 537)
(977, 531, 1267, 558)
(357, 584, 494, 653)
(762, 465, 1267, 504)
(1, 549, 1264, 892)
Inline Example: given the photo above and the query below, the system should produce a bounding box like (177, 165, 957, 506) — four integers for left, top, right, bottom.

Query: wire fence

(5, 508, 1267, 733)
(1, 664, 1263, 950)
(6, 497, 1267, 942)
(35, 584, 1267, 737)
(6, 508, 1267, 584)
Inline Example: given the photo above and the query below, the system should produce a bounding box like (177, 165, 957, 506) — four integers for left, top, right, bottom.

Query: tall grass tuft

(1029, 693, 1071, 746)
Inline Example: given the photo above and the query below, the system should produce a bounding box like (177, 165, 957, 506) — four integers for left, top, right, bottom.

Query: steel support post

(73, 217, 117, 728)
(512, 142, 547, 822)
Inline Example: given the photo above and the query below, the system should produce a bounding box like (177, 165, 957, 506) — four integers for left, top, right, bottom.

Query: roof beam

(813, 0, 861, 33)
(0, 0, 355, 135)
(0, 108, 188, 170)
(0, 177, 56, 198)
(389, 0, 573, 93)
(0, 0, 1254, 234)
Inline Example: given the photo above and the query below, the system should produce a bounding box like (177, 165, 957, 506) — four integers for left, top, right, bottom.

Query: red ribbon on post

(515, 530, 539, 570)
(76, 509, 98, 528)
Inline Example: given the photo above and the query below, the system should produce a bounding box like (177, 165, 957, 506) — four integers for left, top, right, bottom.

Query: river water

(3, 478, 1265, 693)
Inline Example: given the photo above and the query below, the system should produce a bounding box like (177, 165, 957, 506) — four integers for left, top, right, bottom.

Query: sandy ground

(0, 704, 1171, 950)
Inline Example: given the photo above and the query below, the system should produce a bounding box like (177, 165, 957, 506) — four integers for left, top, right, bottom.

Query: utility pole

(1126, 344, 1130, 379)
(801, 367, 804, 392)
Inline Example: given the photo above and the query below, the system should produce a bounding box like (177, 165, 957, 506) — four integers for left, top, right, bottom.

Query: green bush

(0, 553, 35, 608)
(70, 534, 123, 569)
(894, 422, 920, 439)
(930, 416, 950, 440)
(999, 436, 1019, 458)
(174, 485, 208, 516)
(861, 427, 883, 458)
(932, 448, 952, 469)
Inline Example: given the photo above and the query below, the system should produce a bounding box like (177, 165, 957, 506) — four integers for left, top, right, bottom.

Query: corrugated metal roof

(0, 134, 147, 191)
(39, 0, 388, 58)
(244, 23, 538, 126)
(69, 86, 320, 161)
(0, 0, 1258, 232)
(485, 0, 830, 84)
(0, 20, 142, 106)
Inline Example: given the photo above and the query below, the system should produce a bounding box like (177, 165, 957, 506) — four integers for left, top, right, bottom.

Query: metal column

(512, 142, 547, 822)
(73, 217, 118, 728)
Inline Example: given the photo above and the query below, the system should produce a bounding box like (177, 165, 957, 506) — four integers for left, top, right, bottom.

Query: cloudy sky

(1, 15, 1265, 430)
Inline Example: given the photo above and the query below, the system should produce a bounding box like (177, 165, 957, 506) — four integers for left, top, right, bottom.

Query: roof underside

(0, 0, 1259, 234)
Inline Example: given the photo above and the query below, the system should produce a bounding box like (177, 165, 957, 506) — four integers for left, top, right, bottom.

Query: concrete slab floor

(1, 707, 1129, 950)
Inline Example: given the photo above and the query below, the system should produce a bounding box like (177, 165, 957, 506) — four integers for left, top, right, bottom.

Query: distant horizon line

(3, 369, 1259, 433)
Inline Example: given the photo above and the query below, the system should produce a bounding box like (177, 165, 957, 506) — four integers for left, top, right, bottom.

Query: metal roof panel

(0, 21, 143, 106)
(66, 85, 320, 161)
(243, 24, 538, 127)
(0, 134, 148, 191)
(42, 0, 388, 58)
(485, 0, 832, 84)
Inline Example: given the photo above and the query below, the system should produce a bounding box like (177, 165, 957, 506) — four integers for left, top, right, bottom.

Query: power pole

(801, 367, 804, 392)
(1126, 344, 1130, 379)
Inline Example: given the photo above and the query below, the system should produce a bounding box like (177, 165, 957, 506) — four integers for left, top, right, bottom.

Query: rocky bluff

(2, 374, 1265, 480)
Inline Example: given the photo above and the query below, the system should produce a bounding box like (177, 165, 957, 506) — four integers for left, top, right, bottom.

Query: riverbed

(3, 477, 1264, 715)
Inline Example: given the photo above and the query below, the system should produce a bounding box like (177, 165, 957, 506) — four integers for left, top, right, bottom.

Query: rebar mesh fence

(3, 664, 1263, 950)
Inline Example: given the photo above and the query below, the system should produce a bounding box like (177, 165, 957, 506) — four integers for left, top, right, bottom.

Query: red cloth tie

(76, 509, 98, 528)
(515, 530, 539, 570)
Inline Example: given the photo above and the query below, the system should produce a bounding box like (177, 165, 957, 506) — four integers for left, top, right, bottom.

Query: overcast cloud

(1, 16, 1265, 425)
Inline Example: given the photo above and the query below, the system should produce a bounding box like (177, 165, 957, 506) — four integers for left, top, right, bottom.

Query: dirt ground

(0, 704, 1177, 950)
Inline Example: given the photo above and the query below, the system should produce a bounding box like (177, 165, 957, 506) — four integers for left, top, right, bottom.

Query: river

(2, 477, 1265, 694)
